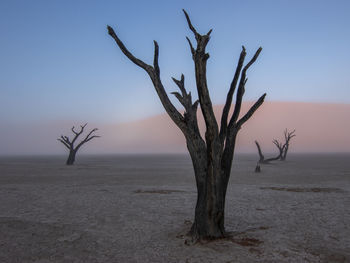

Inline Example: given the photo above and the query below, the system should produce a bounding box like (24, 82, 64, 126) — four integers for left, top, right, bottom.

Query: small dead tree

(255, 140, 284, 164)
(281, 129, 296, 161)
(107, 10, 266, 240)
(57, 124, 100, 165)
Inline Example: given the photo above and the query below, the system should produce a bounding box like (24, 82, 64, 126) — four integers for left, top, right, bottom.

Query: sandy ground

(0, 153, 349, 263)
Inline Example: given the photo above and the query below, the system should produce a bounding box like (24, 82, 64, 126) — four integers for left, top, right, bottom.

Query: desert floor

(0, 154, 349, 262)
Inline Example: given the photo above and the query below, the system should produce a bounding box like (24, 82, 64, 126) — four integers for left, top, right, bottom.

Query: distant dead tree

(281, 129, 296, 161)
(57, 124, 100, 165)
(255, 140, 284, 164)
(107, 10, 266, 240)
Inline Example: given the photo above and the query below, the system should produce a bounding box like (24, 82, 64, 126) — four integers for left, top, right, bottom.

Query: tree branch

(57, 138, 71, 149)
(236, 93, 266, 128)
(186, 37, 195, 56)
(71, 123, 87, 145)
(60, 135, 71, 145)
(171, 74, 193, 110)
(183, 9, 199, 38)
(107, 26, 152, 73)
(183, 9, 218, 138)
(108, 25, 186, 132)
(220, 46, 246, 140)
(229, 47, 262, 127)
(76, 128, 100, 150)
(284, 129, 296, 142)
(153, 41, 160, 76)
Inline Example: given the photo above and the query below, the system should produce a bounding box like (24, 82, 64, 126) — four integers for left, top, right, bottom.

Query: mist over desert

(1, 102, 350, 262)
(1, 102, 349, 155)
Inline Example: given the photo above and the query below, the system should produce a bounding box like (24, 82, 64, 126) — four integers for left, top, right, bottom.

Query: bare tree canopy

(57, 123, 100, 165)
(108, 10, 266, 240)
(281, 129, 296, 161)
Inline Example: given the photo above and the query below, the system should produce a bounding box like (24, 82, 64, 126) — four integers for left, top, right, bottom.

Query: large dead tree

(107, 10, 266, 240)
(57, 124, 100, 165)
(281, 129, 296, 161)
(255, 140, 284, 164)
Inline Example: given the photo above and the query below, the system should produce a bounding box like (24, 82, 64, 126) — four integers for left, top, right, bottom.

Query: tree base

(186, 222, 226, 243)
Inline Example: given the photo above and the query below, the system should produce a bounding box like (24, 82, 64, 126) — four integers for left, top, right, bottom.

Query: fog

(1, 102, 349, 155)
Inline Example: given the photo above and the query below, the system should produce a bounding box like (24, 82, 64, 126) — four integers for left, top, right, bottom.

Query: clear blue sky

(0, 0, 349, 124)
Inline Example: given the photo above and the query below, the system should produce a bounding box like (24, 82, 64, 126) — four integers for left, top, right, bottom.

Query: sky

(0, 1, 350, 155)
(0, 0, 350, 125)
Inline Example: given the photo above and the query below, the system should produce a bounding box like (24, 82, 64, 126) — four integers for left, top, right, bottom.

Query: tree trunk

(281, 144, 288, 161)
(185, 136, 226, 239)
(66, 150, 76, 165)
(189, 165, 226, 239)
(255, 141, 265, 163)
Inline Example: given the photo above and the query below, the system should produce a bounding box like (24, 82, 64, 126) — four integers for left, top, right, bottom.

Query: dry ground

(0, 154, 349, 262)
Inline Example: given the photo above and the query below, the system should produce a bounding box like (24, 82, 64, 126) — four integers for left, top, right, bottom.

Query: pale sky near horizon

(1, 0, 350, 125)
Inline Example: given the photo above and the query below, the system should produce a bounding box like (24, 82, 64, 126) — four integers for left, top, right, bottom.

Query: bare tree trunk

(66, 150, 76, 165)
(107, 10, 266, 240)
(190, 168, 226, 238)
(255, 141, 265, 163)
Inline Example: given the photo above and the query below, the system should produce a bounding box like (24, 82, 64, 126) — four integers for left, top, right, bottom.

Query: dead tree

(255, 140, 283, 164)
(107, 10, 266, 240)
(57, 124, 100, 165)
(281, 129, 296, 161)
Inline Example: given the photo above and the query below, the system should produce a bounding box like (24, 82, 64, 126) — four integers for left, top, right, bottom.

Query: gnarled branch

(76, 128, 100, 150)
(107, 26, 152, 73)
(228, 47, 263, 129)
(107, 25, 186, 132)
(220, 46, 246, 141)
(236, 93, 266, 128)
(171, 74, 194, 111)
(183, 9, 218, 139)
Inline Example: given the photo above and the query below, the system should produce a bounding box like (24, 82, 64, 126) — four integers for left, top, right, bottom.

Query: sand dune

(1, 102, 349, 155)
(98, 101, 350, 154)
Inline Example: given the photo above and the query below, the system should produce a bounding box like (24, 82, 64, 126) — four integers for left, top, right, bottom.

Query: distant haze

(1, 101, 349, 155)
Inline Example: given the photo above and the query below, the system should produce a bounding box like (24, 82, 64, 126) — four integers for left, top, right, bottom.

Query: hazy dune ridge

(1, 101, 349, 155)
